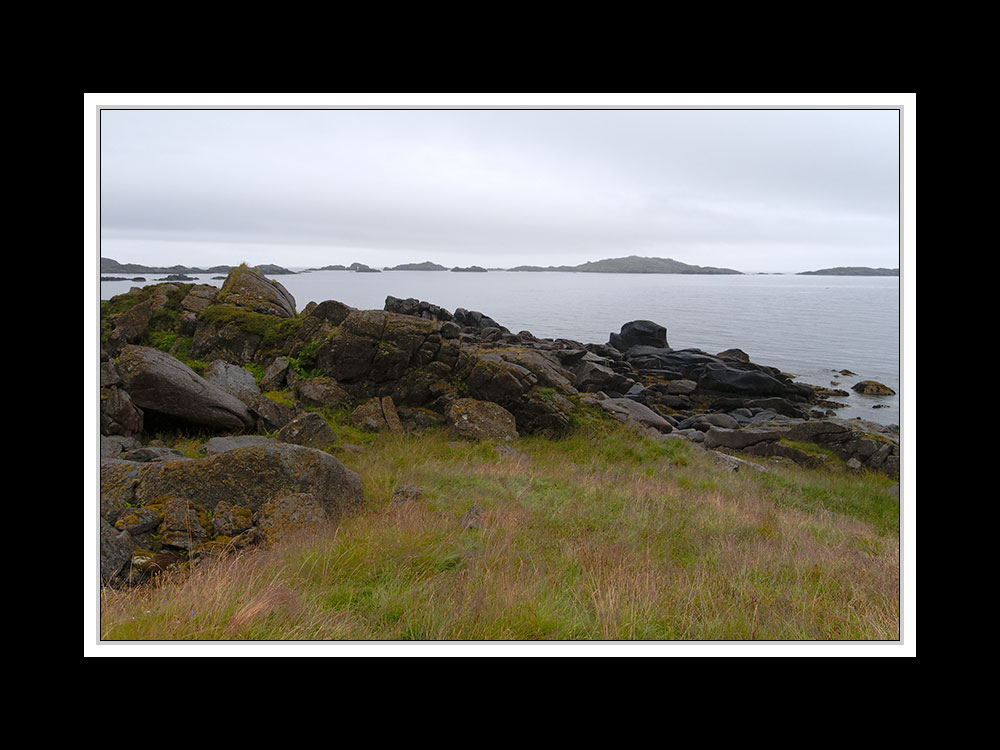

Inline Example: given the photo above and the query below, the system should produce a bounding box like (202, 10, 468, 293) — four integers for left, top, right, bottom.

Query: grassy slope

(100, 413, 899, 641)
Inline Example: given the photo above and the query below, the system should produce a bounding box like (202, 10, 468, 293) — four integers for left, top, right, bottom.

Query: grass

(100, 416, 899, 641)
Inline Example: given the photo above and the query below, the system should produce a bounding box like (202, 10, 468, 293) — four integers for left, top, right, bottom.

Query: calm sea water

(100, 271, 901, 426)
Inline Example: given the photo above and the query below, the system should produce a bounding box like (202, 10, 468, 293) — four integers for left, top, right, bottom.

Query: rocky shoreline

(99, 264, 899, 585)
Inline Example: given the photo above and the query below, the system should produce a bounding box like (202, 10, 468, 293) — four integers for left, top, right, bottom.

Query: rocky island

(100, 264, 900, 597)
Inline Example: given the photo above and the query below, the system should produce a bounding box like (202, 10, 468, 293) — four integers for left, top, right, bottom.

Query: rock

(851, 380, 896, 396)
(276, 412, 337, 450)
(255, 493, 329, 539)
(249, 394, 297, 432)
(717, 348, 750, 362)
(496, 444, 530, 461)
(210, 501, 254, 537)
(384, 296, 454, 322)
(180, 284, 218, 315)
(100, 443, 363, 521)
(390, 485, 423, 507)
(158, 497, 211, 550)
(203, 360, 261, 405)
(697, 363, 812, 399)
(663, 379, 698, 395)
(610, 320, 668, 351)
(447, 398, 519, 442)
(218, 264, 296, 317)
(114, 506, 164, 535)
(294, 377, 350, 410)
(204, 435, 277, 454)
(310, 299, 355, 325)
(119, 446, 189, 462)
(598, 397, 673, 433)
(104, 285, 176, 354)
(574, 360, 634, 394)
(100, 518, 136, 581)
(708, 451, 771, 473)
(351, 396, 404, 433)
(100, 435, 142, 459)
(782, 418, 900, 478)
(260, 357, 291, 391)
(117, 345, 255, 432)
(100, 385, 144, 437)
(677, 413, 740, 432)
(461, 504, 485, 530)
(703, 427, 783, 450)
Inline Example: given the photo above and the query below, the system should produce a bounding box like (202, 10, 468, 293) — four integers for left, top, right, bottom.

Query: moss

(200, 304, 302, 350)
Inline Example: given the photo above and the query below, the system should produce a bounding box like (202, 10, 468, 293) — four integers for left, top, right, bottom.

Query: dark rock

(260, 357, 291, 391)
(610, 320, 668, 351)
(250, 394, 297, 432)
(310, 299, 355, 325)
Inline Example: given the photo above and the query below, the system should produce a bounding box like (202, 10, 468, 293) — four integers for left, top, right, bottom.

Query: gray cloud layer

(100, 108, 900, 272)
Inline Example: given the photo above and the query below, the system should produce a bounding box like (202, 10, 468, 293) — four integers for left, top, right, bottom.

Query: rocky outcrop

(351, 397, 404, 433)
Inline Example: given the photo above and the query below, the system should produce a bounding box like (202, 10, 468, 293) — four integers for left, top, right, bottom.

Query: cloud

(99, 108, 900, 272)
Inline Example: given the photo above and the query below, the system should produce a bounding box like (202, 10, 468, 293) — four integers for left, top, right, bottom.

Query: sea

(100, 271, 902, 427)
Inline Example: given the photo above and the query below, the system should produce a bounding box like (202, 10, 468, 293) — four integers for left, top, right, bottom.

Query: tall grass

(101, 422, 899, 641)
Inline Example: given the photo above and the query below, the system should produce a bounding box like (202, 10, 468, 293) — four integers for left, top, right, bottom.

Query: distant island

(384, 261, 448, 271)
(508, 255, 742, 274)
(101, 258, 295, 275)
(451, 265, 488, 273)
(798, 267, 899, 276)
(304, 262, 380, 273)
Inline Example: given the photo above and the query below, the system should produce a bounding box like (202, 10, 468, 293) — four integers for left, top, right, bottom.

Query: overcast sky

(99, 107, 900, 273)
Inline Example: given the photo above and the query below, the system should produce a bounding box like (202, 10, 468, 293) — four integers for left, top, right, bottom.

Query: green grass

(101, 416, 899, 641)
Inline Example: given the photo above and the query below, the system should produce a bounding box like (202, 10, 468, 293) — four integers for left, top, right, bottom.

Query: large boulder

(610, 320, 668, 351)
(703, 427, 783, 450)
(116, 345, 255, 432)
(100, 443, 363, 523)
(218, 265, 296, 317)
(446, 398, 518, 442)
(697, 363, 812, 399)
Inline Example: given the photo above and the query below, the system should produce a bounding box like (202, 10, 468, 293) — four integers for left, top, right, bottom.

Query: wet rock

(851, 380, 896, 396)
(609, 320, 668, 351)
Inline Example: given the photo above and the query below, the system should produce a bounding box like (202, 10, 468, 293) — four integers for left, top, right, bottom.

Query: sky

(98, 103, 901, 274)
